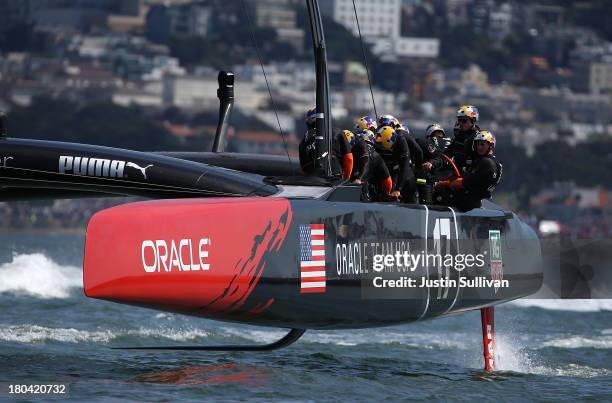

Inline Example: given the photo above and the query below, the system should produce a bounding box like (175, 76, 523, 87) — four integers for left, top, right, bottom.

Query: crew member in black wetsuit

(418, 123, 446, 174)
(445, 105, 480, 173)
(299, 108, 319, 175)
(396, 124, 423, 175)
(378, 114, 424, 176)
(378, 114, 399, 129)
(337, 129, 355, 180)
(435, 130, 502, 211)
(355, 115, 377, 133)
(299, 108, 352, 178)
(375, 125, 418, 203)
(351, 129, 392, 201)
(416, 123, 447, 204)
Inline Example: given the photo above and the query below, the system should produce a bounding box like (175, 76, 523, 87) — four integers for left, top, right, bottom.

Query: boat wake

(221, 327, 468, 349)
(0, 253, 81, 299)
(470, 333, 611, 377)
(510, 299, 612, 312)
(0, 324, 211, 344)
(541, 334, 612, 349)
(2, 322, 609, 379)
(0, 323, 473, 351)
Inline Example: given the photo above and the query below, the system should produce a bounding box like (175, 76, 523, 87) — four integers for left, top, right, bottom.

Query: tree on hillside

(7, 97, 180, 151)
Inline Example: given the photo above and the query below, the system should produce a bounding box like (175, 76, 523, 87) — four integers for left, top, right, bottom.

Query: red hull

(84, 197, 292, 316)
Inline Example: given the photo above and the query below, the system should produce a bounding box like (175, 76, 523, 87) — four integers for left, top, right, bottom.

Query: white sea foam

(541, 335, 612, 349)
(224, 327, 610, 378)
(509, 299, 612, 312)
(221, 327, 288, 344)
(126, 327, 211, 341)
(491, 335, 535, 373)
(0, 253, 81, 299)
(463, 333, 612, 377)
(0, 324, 211, 344)
(308, 330, 467, 349)
(528, 364, 612, 378)
(0, 325, 114, 344)
(220, 327, 467, 349)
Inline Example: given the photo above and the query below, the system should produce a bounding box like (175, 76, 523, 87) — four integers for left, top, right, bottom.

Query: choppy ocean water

(0, 233, 611, 401)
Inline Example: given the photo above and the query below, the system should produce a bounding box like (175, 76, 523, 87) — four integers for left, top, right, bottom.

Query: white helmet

(456, 105, 479, 122)
(473, 130, 496, 149)
(425, 123, 445, 138)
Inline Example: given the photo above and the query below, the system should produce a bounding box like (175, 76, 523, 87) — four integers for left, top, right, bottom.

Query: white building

(233, 62, 316, 91)
(445, 0, 471, 28)
(255, 0, 297, 30)
(163, 75, 221, 110)
(254, 0, 304, 52)
(590, 62, 612, 94)
(321, 0, 402, 39)
(141, 56, 186, 81)
(321, 0, 439, 61)
(113, 88, 162, 107)
(370, 37, 439, 61)
(163, 74, 267, 111)
(343, 87, 401, 115)
(489, 3, 513, 43)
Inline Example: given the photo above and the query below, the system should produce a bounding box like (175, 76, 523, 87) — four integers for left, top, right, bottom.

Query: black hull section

(159, 152, 300, 177)
(235, 201, 542, 329)
(0, 138, 278, 199)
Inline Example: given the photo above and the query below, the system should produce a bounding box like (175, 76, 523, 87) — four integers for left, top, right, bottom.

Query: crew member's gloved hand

(390, 190, 401, 198)
(449, 177, 464, 190)
(434, 180, 450, 189)
(422, 162, 433, 171)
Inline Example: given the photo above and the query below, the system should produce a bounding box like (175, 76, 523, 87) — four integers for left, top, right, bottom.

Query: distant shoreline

(0, 227, 85, 236)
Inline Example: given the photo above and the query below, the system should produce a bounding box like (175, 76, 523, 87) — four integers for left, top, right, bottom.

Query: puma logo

(126, 162, 153, 179)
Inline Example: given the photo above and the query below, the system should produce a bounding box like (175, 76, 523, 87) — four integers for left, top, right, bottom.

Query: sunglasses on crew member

(457, 117, 470, 123)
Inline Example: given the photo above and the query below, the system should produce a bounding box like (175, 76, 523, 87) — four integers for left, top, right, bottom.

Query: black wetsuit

(397, 128, 423, 168)
(416, 136, 446, 204)
(451, 154, 502, 211)
(445, 125, 480, 173)
(333, 129, 352, 177)
(299, 128, 349, 177)
(352, 138, 390, 200)
(416, 137, 446, 174)
(299, 128, 318, 175)
(377, 131, 422, 204)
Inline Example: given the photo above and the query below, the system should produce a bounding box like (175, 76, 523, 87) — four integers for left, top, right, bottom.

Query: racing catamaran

(0, 0, 542, 371)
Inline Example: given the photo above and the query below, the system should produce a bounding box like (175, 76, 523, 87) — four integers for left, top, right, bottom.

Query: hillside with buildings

(0, 0, 611, 236)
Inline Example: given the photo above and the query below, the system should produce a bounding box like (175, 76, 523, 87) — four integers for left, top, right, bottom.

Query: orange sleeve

(381, 176, 393, 194)
(342, 153, 354, 179)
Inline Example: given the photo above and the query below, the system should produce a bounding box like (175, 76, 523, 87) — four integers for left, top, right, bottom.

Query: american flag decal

(299, 223, 326, 293)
